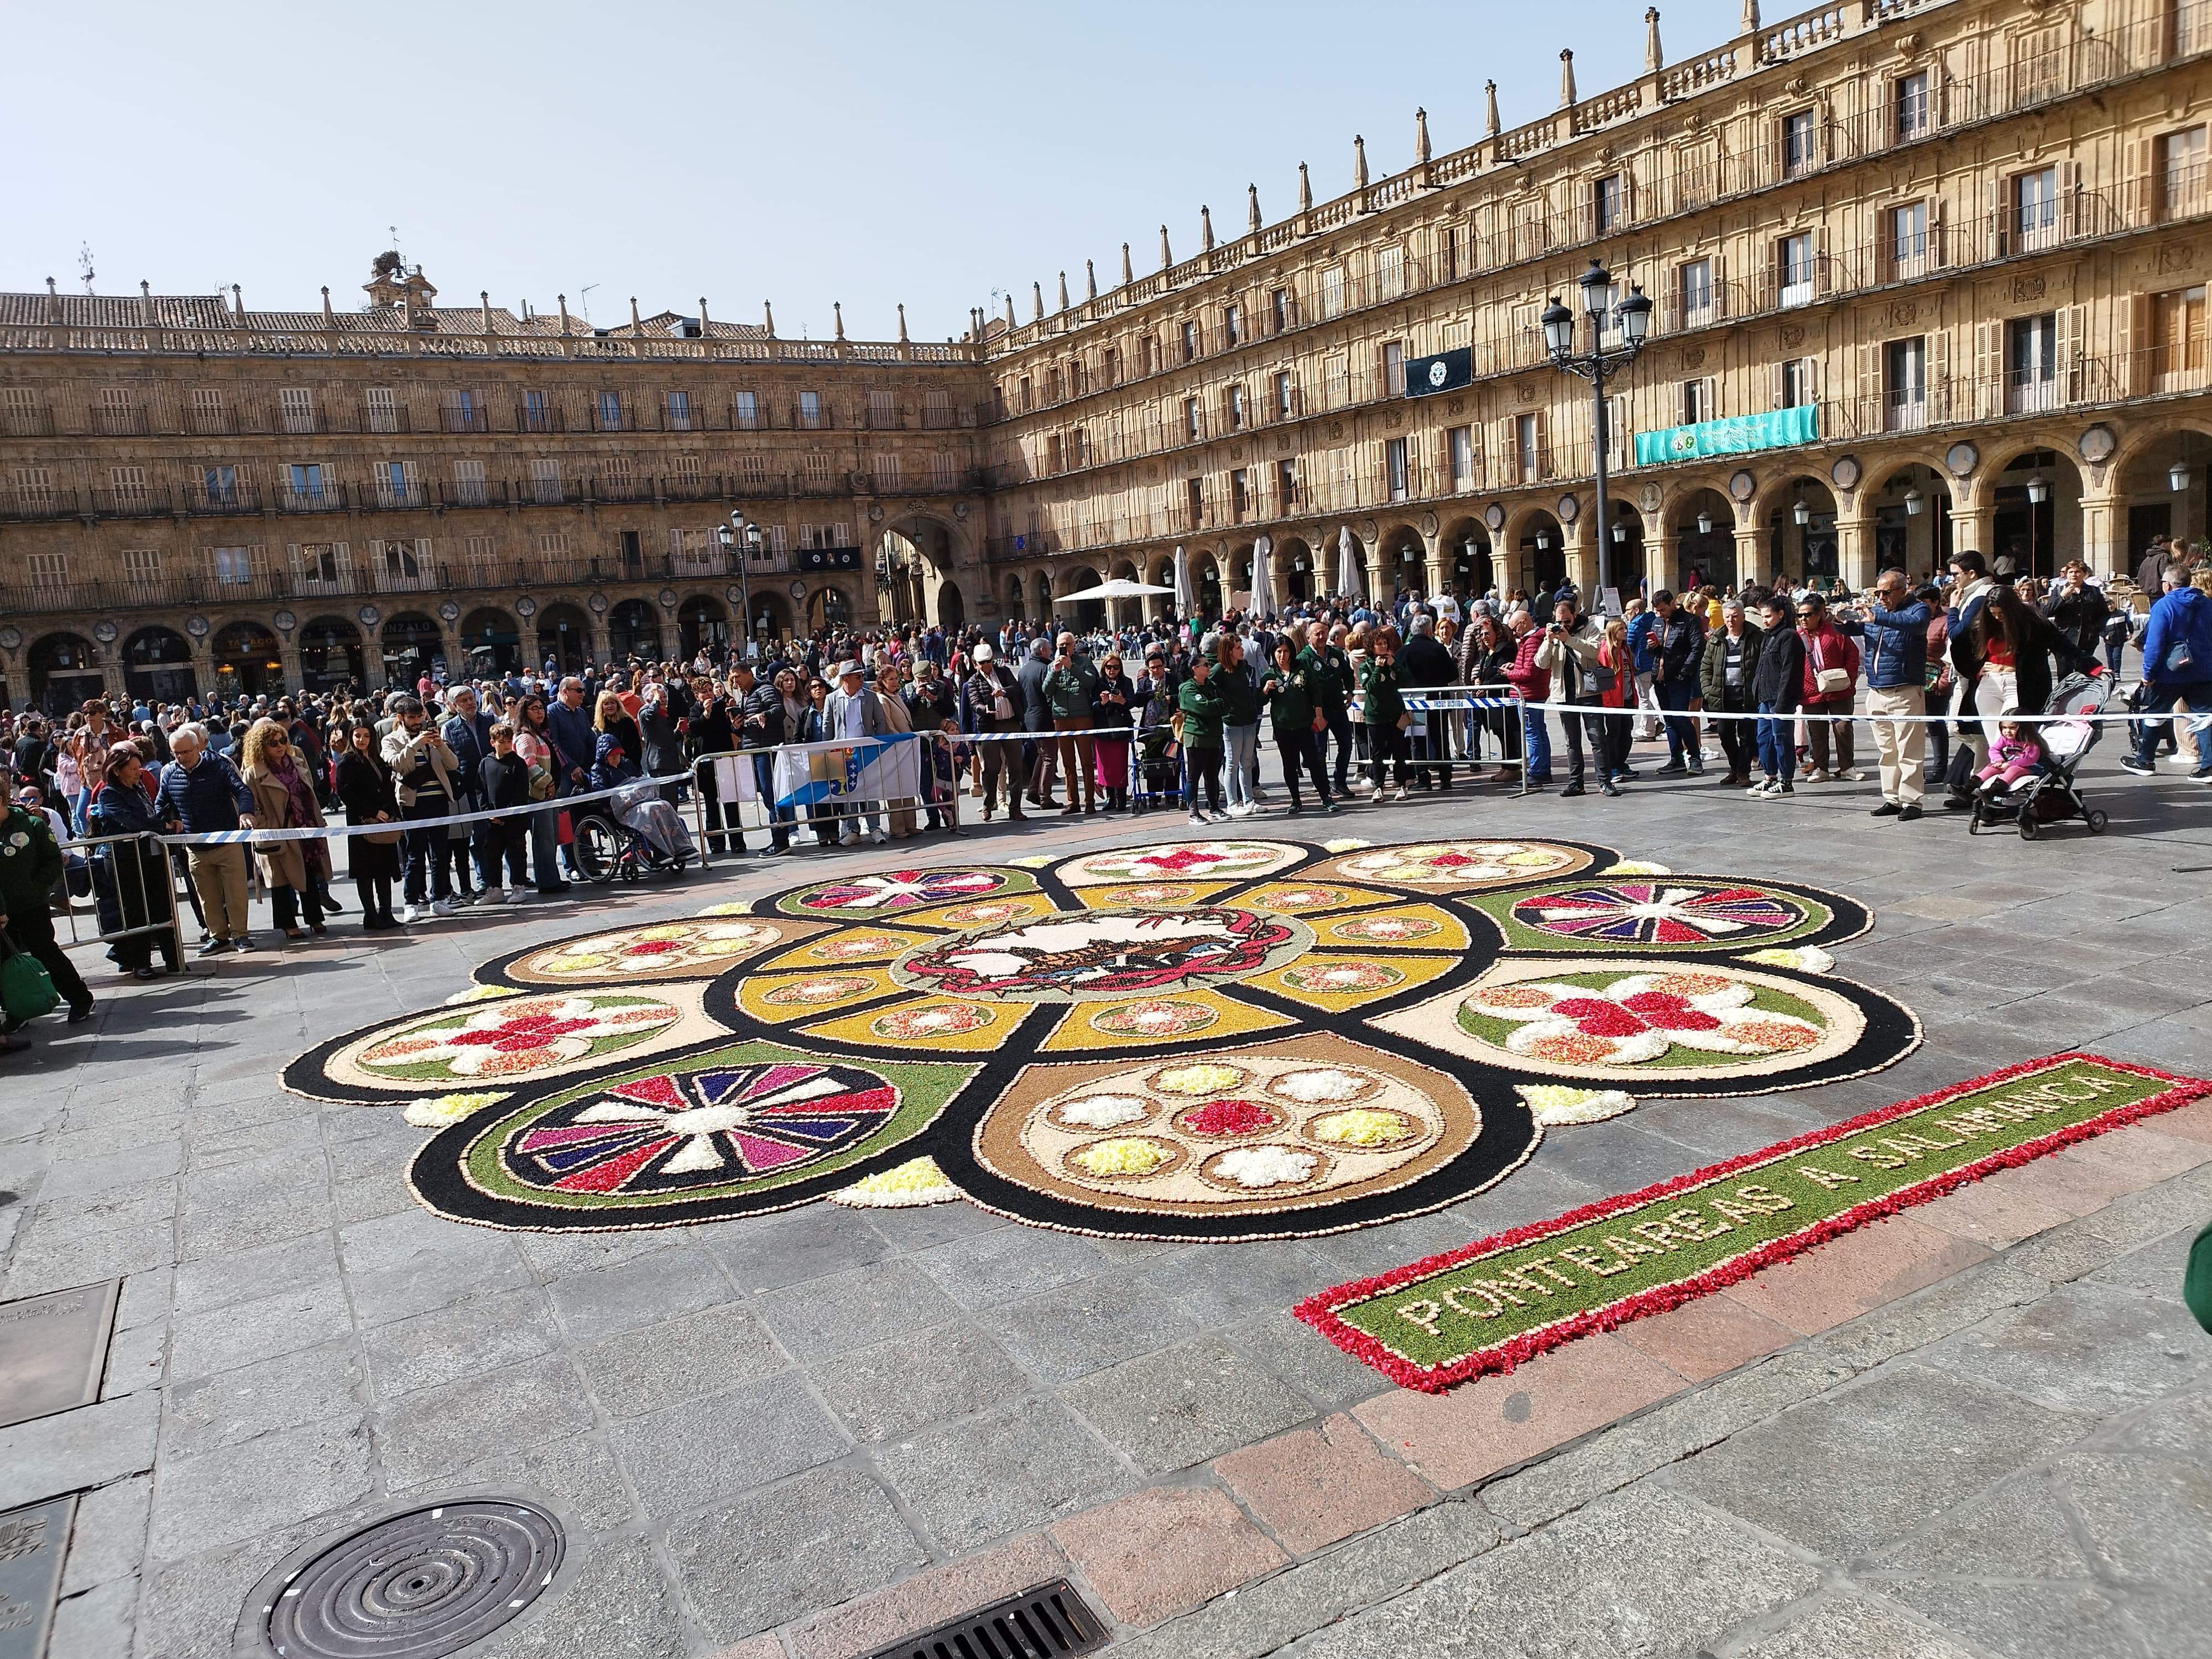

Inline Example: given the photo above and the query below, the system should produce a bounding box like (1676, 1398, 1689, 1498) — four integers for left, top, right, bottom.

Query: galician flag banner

(769, 735, 924, 810)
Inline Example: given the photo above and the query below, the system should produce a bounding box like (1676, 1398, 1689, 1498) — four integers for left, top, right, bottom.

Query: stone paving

(3, 760, 2211, 1659)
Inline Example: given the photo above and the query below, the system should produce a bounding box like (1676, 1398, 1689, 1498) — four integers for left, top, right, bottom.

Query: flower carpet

(282, 838, 1922, 1240)
(1297, 1053, 2212, 1390)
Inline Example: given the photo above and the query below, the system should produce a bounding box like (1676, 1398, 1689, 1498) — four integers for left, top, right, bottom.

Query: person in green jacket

(1261, 638, 1335, 813)
(1358, 628, 1412, 799)
(1176, 655, 1230, 823)
(1301, 624, 1358, 797)
(1042, 633, 1104, 815)
(0, 796, 92, 1042)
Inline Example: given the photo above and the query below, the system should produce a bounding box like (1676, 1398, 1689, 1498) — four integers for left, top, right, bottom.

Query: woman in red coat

(1795, 593, 1861, 782)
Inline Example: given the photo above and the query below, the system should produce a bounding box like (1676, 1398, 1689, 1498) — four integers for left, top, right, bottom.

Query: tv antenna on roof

(579, 284, 598, 325)
(77, 242, 95, 294)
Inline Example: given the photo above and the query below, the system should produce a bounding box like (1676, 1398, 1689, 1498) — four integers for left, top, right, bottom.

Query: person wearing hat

(962, 643, 1027, 822)
(823, 660, 888, 846)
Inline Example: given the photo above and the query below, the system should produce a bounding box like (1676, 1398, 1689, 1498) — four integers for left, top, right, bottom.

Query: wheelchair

(569, 805, 691, 884)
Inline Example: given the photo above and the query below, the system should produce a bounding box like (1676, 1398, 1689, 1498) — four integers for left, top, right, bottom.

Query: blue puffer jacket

(2142, 585, 2212, 686)
(1861, 599, 1932, 690)
(155, 752, 252, 833)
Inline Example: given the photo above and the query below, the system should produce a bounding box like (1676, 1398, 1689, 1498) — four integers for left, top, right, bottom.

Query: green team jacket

(1358, 656, 1406, 728)
(1176, 676, 1230, 750)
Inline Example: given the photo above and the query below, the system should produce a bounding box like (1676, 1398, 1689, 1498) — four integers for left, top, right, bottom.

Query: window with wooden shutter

(366, 387, 399, 432)
(122, 547, 161, 586)
(280, 387, 315, 434)
(27, 551, 70, 591)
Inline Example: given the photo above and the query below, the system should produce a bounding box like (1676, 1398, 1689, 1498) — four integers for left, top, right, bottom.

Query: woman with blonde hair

(239, 718, 331, 939)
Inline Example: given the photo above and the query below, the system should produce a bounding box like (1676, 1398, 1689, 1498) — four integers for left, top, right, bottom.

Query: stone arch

(460, 606, 522, 676)
(2110, 420, 2212, 568)
(1982, 441, 2089, 581)
(211, 619, 283, 699)
(1500, 507, 1566, 600)
(1667, 487, 1740, 592)
(749, 589, 795, 642)
(677, 594, 730, 659)
(295, 617, 364, 695)
(1061, 564, 1105, 633)
(1191, 550, 1223, 620)
(378, 613, 441, 690)
(1597, 499, 1649, 598)
(607, 598, 661, 662)
(1375, 521, 1428, 598)
(123, 625, 197, 704)
(807, 585, 854, 633)
(1865, 460, 1955, 576)
(1273, 536, 1312, 605)
(936, 579, 967, 635)
(1438, 515, 1489, 601)
(535, 603, 592, 674)
(29, 632, 104, 713)
(1753, 474, 1843, 590)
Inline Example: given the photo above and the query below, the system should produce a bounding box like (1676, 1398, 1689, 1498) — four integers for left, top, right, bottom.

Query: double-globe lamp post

(716, 511, 764, 660)
(1541, 258, 1652, 602)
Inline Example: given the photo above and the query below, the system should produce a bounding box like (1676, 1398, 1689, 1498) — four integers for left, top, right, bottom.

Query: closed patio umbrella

(1249, 535, 1274, 617)
(1336, 526, 1361, 601)
(1173, 545, 1192, 615)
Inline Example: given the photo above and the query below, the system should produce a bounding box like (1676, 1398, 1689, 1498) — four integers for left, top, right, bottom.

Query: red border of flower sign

(1293, 1053, 2211, 1392)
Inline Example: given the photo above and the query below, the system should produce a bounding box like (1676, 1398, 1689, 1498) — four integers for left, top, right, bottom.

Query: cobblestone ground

(3, 761, 2208, 1659)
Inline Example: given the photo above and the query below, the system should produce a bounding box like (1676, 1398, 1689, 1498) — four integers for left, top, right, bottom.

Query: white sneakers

(400, 904, 424, 924)
(869, 830, 889, 845)
(1226, 802, 1254, 819)
(1746, 779, 1776, 797)
(1392, 786, 1410, 802)
(838, 831, 859, 847)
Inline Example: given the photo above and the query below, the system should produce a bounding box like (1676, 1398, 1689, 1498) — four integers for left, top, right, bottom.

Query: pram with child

(1967, 670, 2112, 841)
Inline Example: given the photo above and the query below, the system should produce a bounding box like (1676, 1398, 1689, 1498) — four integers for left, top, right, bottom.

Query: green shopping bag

(2187, 1220, 2212, 1337)
(0, 937, 59, 1023)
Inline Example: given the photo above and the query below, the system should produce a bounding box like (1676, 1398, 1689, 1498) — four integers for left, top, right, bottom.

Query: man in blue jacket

(544, 677, 598, 877)
(2122, 564, 2212, 780)
(1858, 568, 1933, 820)
(155, 723, 257, 953)
(1625, 601, 1661, 742)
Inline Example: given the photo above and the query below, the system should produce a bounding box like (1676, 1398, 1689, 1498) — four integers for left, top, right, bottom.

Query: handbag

(0, 934, 59, 1024)
(2167, 635, 2197, 677)
(363, 821, 403, 846)
(1814, 666, 1852, 696)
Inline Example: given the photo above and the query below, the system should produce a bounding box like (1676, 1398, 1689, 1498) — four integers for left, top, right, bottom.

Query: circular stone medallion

(891, 907, 1311, 1003)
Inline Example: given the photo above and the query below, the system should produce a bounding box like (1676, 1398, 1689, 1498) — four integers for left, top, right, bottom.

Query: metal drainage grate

(257, 1499, 564, 1658)
(867, 1578, 1108, 1659)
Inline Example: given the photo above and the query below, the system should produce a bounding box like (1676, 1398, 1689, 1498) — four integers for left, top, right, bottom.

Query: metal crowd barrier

(55, 830, 190, 965)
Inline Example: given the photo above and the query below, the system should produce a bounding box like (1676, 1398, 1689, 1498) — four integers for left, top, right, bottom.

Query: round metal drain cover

(259, 1499, 564, 1658)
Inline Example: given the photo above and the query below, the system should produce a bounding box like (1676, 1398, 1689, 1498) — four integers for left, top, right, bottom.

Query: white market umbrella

(1172, 545, 1193, 615)
(1335, 526, 1361, 599)
(1055, 576, 1176, 603)
(1249, 535, 1275, 617)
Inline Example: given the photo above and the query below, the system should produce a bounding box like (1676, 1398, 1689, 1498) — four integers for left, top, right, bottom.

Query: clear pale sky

(10, 1, 1743, 342)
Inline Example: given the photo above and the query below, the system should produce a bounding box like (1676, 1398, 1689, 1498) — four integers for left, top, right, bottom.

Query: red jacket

(1503, 628, 1551, 703)
(1797, 622, 1860, 703)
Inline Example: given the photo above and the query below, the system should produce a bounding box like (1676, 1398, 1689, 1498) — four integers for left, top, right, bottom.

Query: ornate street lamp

(719, 510, 764, 656)
(1541, 258, 1651, 597)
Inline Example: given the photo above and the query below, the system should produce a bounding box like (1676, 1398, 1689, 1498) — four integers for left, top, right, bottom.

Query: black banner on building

(1405, 346, 1473, 398)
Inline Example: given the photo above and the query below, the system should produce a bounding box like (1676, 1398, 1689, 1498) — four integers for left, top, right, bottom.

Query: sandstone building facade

(2, 0, 2208, 707)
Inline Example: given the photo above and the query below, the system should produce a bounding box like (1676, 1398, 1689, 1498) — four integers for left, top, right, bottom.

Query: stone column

(277, 634, 306, 692)
(98, 645, 127, 703)
(1562, 520, 1595, 594)
(1949, 498, 1996, 561)
(1364, 546, 1392, 608)
(1732, 521, 1767, 590)
(2077, 487, 2124, 580)
(1835, 513, 1877, 589)
(1647, 532, 1678, 597)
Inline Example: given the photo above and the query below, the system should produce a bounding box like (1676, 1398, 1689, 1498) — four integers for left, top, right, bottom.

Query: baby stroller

(1968, 670, 2111, 841)
(573, 783, 695, 883)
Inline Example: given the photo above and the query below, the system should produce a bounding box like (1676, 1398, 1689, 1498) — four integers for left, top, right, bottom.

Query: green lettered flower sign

(1634, 404, 1818, 467)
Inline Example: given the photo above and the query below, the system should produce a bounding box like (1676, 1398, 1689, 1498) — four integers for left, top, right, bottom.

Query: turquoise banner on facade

(1634, 404, 1819, 466)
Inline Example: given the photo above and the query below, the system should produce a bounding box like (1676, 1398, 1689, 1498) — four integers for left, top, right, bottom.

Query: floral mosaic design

(353, 995, 683, 1083)
(286, 836, 1917, 1238)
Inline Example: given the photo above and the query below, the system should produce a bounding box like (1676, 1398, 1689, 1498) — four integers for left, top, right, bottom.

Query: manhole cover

(255, 1500, 564, 1658)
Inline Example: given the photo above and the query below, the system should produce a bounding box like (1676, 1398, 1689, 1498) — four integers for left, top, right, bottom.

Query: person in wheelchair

(589, 732, 696, 867)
